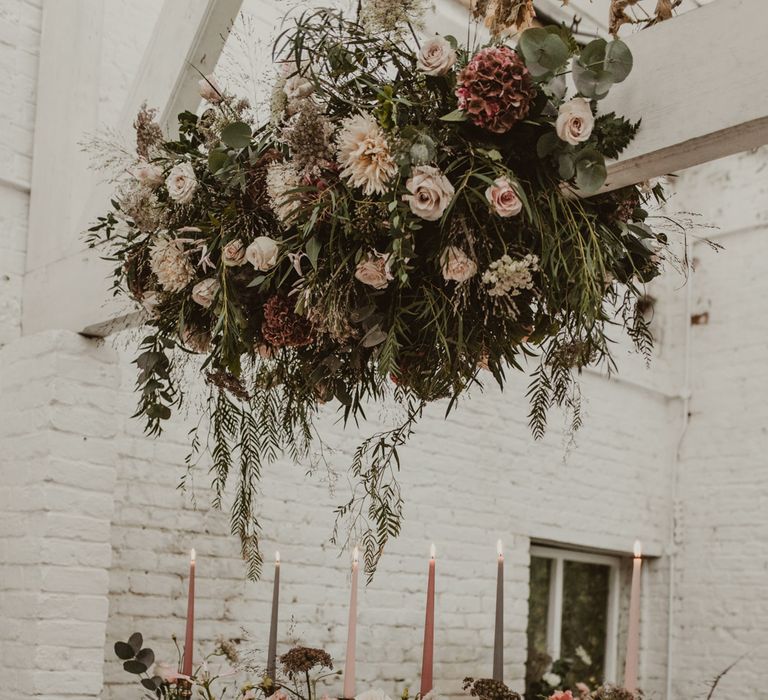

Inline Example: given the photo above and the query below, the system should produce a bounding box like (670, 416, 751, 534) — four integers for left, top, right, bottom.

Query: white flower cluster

(481, 253, 539, 298)
(359, 0, 432, 34)
(266, 161, 303, 223)
(149, 237, 195, 292)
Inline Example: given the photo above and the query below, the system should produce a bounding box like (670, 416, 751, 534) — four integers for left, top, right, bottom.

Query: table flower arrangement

(113, 633, 642, 700)
(88, 0, 673, 577)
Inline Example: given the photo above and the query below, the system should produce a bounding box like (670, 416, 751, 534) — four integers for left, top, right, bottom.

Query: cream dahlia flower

(336, 113, 397, 196)
(149, 237, 195, 292)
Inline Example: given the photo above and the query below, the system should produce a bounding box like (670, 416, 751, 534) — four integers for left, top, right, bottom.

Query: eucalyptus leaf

(208, 149, 228, 174)
(572, 61, 613, 100)
(123, 660, 148, 675)
(127, 632, 143, 654)
(114, 641, 134, 660)
(537, 132, 560, 159)
(558, 153, 575, 180)
(141, 677, 163, 691)
(221, 121, 252, 149)
(519, 28, 570, 73)
(574, 149, 607, 193)
(135, 648, 155, 668)
(350, 305, 376, 323)
(604, 39, 633, 83)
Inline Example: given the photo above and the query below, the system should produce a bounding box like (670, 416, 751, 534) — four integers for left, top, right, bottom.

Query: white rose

(221, 239, 247, 267)
(165, 162, 198, 204)
(485, 177, 523, 217)
(417, 36, 457, 76)
(542, 672, 562, 688)
(555, 97, 594, 146)
(132, 161, 164, 188)
(403, 165, 455, 221)
(440, 247, 477, 283)
(283, 75, 314, 101)
(191, 277, 220, 308)
(355, 252, 392, 290)
(198, 74, 223, 103)
(245, 237, 279, 271)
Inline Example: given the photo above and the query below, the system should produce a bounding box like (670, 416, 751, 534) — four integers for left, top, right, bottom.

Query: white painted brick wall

(0, 330, 120, 700)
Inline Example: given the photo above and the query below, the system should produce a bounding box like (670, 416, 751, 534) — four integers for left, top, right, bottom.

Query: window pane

(560, 560, 610, 688)
(525, 556, 552, 698)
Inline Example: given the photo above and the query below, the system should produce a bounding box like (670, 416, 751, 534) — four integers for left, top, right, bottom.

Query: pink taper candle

(342, 547, 359, 699)
(182, 548, 196, 677)
(420, 544, 436, 698)
(624, 540, 643, 692)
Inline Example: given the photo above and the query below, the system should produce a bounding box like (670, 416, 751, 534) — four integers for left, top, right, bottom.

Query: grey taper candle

(493, 540, 504, 682)
(267, 552, 280, 680)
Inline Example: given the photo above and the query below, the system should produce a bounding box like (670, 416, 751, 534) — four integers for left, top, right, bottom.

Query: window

(525, 546, 620, 699)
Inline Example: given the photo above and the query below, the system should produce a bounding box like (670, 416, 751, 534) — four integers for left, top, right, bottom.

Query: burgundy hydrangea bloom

(456, 46, 537, 134)
(261, 295, 314, 348)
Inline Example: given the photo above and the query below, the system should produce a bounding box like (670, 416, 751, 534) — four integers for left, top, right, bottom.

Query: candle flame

(190, 548, 196, 563)
(353, 546, 359, 564)
(633, 540, 642, 558)
(430, 543, 436, 559)
(497, 539, 503, 557)
(275, 551, 280, 564)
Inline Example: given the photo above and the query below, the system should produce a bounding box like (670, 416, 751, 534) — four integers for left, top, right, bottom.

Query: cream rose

(283, 75, 314, 101)
(355, 252, 392, 290)
(165, 162, 198, 204)
(555, 97, 594, 146)
(403, 165, 454, 221)
(191, 277, 220, 308)
(417, 36, 457, 76)
(440, 246, 477, 283)
(132, 161, 164, 188)
(485, 177, 523, 217)
(198, 74, 223, 103)
(245, 236, 279, 271)
(222, 239, 247, 267)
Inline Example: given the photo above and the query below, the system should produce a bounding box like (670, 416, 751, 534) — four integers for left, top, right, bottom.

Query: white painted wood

(25, 0, 104, 275)
(598, 0, 768, 193)
(22, 0, 244, 337)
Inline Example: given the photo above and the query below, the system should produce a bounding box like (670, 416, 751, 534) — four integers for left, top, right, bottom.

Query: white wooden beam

(599, 0, 768, 193)
(22, 0, 244, 337)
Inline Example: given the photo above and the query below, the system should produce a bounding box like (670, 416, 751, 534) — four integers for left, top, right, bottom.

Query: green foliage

(592, 113, 641, 159)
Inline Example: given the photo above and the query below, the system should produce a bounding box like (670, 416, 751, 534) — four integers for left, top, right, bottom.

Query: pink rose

(556, 97, 594, 146)
(485, 177, 523, 217)
(165, 162, 198, 204)
(191, 277, 220, 308)
(417, 36, 457, 76)
(355, 251, 393, 290)
(440, 247, 477, 283)
(403, 165, 454, 221)
(548, 692, 574, 700)
(198, 74, 223, 103)
(283, 75, 314, 101)
(132, 161, 165, 188)
(222, 239, 247, 267)
(245, 237, 279, 271)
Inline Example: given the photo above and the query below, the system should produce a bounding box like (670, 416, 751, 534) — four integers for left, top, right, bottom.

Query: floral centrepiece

(87, 3, 673, 578)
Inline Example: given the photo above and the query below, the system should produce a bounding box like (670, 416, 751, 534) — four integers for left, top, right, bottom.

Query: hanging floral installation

(87, 0, 674, 579)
